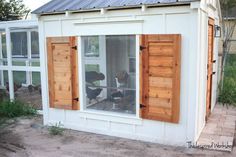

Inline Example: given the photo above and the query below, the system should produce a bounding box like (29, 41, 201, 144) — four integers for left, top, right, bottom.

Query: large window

(82, 35, 136, 115)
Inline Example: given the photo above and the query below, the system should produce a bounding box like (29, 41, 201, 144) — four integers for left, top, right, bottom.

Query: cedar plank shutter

(206, 18, 214, 118)
(140, 34, 181, 123)
(47, 37, 79, 110)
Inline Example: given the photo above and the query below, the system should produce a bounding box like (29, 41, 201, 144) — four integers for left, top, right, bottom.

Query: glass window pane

(0, 70, 9, 101)
(13, 71, 42, 110)
(32, 72, 41, 85)
(12, 59, 27, 66)
(82, 35, 136, 115)
(84, 36, 99, 57)
(0, 31, 7, 65)
(13, 71, 26, 85)
(11, 32, 27, 58)
(31, 60, 40, 67)
(31, 31, 39, 58)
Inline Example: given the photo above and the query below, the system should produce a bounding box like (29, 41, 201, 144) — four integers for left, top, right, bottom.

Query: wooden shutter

(140, 34, 181, 123)
(47, 36, 79, 110)
(206, 18, 215, 118)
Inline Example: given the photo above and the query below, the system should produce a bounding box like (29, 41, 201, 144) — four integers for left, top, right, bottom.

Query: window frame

(10, 29, 39, 58)
(78, 35, 140, 118)
(10, 29, 40, 86)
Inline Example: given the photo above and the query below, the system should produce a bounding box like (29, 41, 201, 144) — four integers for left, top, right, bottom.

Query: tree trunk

(220, 46, 228, 89)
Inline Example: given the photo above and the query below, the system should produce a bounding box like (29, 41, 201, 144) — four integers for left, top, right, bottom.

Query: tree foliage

(219, 0, 236, 88)
(0, 0, 30, 21)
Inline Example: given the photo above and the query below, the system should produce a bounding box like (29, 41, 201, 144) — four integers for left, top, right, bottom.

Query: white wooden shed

(32, 0, 222, 146)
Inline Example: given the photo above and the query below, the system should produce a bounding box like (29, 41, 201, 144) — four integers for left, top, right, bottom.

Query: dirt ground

(15, 87, 42, 110)
(0, 116, 235, 157)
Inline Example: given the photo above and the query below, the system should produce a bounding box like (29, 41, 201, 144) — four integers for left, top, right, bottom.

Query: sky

(23, 0, 51, 11)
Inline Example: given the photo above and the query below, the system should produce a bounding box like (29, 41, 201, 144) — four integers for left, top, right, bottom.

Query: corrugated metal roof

(32, 0, 196, 15)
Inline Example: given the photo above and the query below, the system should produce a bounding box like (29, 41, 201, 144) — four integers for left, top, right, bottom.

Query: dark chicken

(86, 71, 105, 85)
(28, 85, 34, 94)
(111, 91, 124, 98)
(27, 85, 41, 95)
(6, 82, 22, 92)
(86, 86, 102, 103)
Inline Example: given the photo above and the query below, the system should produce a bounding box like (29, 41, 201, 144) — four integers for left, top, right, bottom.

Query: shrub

(48, 122, 65, 136)
(218, 78, 236, 106)
(0, 89, 8, 101)
(0, 100, 37, 118)
(218, 54, 236, 106)
(224, 65, 236, 79)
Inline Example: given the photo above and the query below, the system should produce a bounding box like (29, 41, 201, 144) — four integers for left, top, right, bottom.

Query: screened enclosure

(0, 21, 42, 110)
(82, 35, 137, 114)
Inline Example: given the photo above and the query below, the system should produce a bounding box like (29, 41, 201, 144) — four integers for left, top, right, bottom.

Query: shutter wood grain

(140, 34, 181, 123)
(47, 36, 79, 110)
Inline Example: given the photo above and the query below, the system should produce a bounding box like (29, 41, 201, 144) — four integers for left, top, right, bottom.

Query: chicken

(34, 85, 42, 95)
(86, 86, 102, 103)
(38, 86, 42, 95)
(28, 85, 34, 94)
(111, 91, 124, 98)
(116, 71, 129, 84)
(6, 82, 22, 92)
(33, 85, 40, 91)
(86, 71, 105, 85)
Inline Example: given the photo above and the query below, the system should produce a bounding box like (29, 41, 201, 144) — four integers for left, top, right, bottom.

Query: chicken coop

(1, 0, 223, 146)
(0, 20, 42, 110)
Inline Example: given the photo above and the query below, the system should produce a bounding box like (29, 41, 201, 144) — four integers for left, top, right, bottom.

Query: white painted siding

(37, 4, 218, 146)
(195, 1, 220, 141)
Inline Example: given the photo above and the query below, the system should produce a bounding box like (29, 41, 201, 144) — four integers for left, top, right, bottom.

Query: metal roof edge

(32, 1, 194, 16)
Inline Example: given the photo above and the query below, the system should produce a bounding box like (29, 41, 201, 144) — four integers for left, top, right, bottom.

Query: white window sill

(78, 109, 143, 125)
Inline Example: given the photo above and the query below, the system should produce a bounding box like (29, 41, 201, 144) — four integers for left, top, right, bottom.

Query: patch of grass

(0, 100, 37, 118)
(218, 78, 236, 106)
(48, 122, 65, 136)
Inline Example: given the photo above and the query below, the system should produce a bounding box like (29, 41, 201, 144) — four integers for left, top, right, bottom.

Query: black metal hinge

(73, 98, 79, 101)
(71, 46, 77, 50)
(140, 104, 146, 109)
(140, 46, 147, 51)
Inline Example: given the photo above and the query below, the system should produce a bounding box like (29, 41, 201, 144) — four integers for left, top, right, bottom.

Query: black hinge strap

(140, 46, 147, 51)
(140, 104, 146, 108)
(72, 46, 77, 50)
(73, 98, 79, 101)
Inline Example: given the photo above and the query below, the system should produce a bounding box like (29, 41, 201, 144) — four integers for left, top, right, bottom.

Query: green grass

(48, 122, 65, 136)
(0, 100, 37, 118)
(0, 100, 37, 129)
